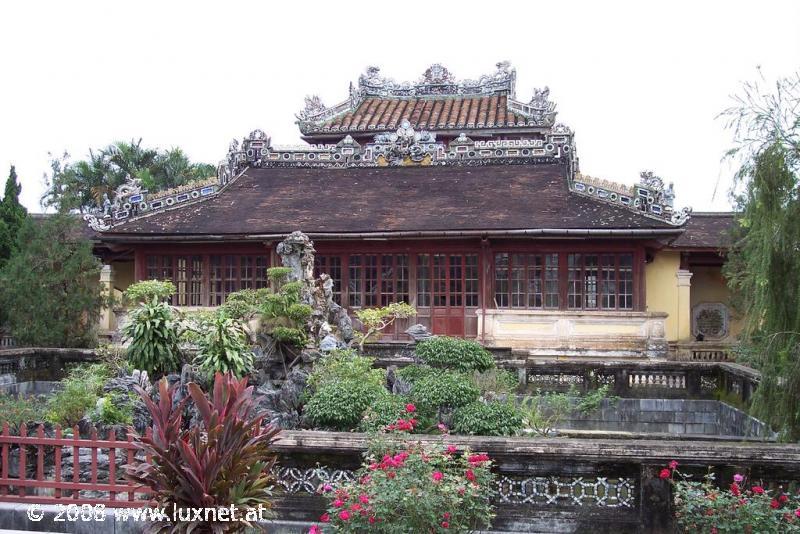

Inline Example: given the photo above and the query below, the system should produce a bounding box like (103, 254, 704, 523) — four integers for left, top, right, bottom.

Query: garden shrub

(665, 461, 800, 533)
(91, 393, 135, 426)
(46, 363, 110, 427)
(122, 299, 182, 375)
(307, 350, 386, 392)
(0, 394, 47, 430)
(396, 364, 435, 384)
(194, 312, 253, 378)
(312, 440, 495, 533)
(123, 279, 176, 305)
(304, 381, 388, 430)
(410, 371, 479, 413)
(359, 394, 411, 432)
(473, 368, 519, 398)
(219, 288, 269, 321)
(415, 337, 495, 372)
(258, 268, 312, 348)
(127, 373, 280, 532)
(452, 401, 523, 436)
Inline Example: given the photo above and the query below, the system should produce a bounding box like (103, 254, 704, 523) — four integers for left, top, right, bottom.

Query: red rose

(405, 403, 416, 413)
(659, 469, 671, 479)
(730, 483, 741, 496)
(669, 460, 678, 470)
(465, 469, 476, 482)
(752, 486, 765, 494)
(443, 512, 451, 520)
(432, 471, 443, 482)
(441, 521, 449, 528)
(369, 516, 377, 524)
(771, 499, 780, 509)
(338, 510, 350, 521)
(780, 494, 789, 503)
(320, 513, 330, 523)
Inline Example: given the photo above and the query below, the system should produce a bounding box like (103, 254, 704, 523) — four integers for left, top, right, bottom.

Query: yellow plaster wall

(113, 260, 135, 293)
(645, 251, 682, 342)
(689, 265, 743, 340)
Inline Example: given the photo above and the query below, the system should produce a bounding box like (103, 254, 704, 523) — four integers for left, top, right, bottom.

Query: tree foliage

(0, 213, 105, 347)
(0, 165, 28, 267)
(42, 139, 215, 213)
(721, 71, 800, 439)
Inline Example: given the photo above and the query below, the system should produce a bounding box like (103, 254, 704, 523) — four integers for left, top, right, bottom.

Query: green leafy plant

(415, 337, 495, 373)
(575, 384, 618, 415)
(666, 461, 800, 533)
(0, 394, 47, 430)
(354, 302, 417, 350)
(312, 440, 495, 533)
(396, 364, 435, 384)
(258, 268, 312, 348)
(452, 400, 523, 436)
(473, 368, 519, 399)
(46, 363, 110, 427)
(122, 298, 183, 376)
(123, 280, 176, 305)
(91, 393, 135, 426)
(359, 394, 412, 432)
(307, 350, 386, 392)
(304, 381, 388, 431)
(410, 371, 479, 415)
(219, 288, 271, 321)
(194, 312, 253, 378)
(518, 391, 573, 437)
(126, 373, 280, 533)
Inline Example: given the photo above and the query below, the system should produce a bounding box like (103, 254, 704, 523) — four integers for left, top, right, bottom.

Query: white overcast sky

(1, 1, 798, 213)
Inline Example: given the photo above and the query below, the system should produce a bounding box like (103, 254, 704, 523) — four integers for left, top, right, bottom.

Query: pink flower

(730, 483, 740, 496)
(780, 494, 789, 503)
(465, 469, 476, 482)
(333, 499, 344, 508)
(733, 473, 744, 483)
(446, 445, 458, 455)
(438, 423, 449, 433)
(432, 471, 444, 482)
(752, 486, 765, 495)
(322, 483, 333, 493)
(443, 512, 451, 519)
(441, 521, 450, 528)
(359, 494, 369, 504)
(369, 516, 377, 524)
(320, 513, 330, 523)
(309, 526, 321, 534)
(659, 469, 671, 480)
(468, 453, 490, 466)
(771, 499, 780, 509)
(405, 403, 416, 413)
(668, 460, 678, 470)
(795, 508, 800, 518)
(338, 510, 350, 521)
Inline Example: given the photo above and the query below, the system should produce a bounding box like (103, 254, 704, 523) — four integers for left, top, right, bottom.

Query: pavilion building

(87, 62, 736, 359)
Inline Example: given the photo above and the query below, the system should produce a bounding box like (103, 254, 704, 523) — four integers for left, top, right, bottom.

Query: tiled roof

(669, 212, 736, 249)
(317, 95, 531, 134)
(102, 164, 678, 239)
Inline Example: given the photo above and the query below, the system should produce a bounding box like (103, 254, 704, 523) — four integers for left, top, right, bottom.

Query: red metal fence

(0, 423, 151, 507)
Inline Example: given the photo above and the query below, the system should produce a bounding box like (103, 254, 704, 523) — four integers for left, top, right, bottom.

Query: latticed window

(418, 253, 479, 309)
(417, 254, 431, 307)
(495, 253, 559, 309)
(345, 254, 410, 308)
(567, 253, 633, 310)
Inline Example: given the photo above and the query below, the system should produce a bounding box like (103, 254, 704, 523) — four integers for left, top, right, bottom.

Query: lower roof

(100, 163, 680, 241)
(668, 212, 736, 250)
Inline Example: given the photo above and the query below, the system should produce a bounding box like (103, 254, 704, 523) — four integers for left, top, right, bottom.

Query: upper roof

(669, 212, 736, 249)
(102, 163, 679, 239)
(296, 62, 559, 139)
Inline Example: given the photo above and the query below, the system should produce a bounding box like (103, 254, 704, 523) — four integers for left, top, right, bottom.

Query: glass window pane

(494, 253, 509, 308)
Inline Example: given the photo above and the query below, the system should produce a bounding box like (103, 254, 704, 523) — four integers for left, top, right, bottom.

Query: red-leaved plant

(126, 372, 280, 533)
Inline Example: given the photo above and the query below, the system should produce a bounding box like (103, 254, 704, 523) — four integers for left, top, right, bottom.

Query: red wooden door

(431, 254, 471, 337)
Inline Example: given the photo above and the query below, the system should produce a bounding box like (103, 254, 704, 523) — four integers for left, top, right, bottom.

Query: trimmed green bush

(396, 364, 435, 384)
(415, 336, 495, 372)
(452, 400, 524, 436)
(359, 394, 410, 432)
(304, 381, 388, 430)
(410, 371, 479, 413)
(307, 350, 385, 392)
(123, 280, 176, 305)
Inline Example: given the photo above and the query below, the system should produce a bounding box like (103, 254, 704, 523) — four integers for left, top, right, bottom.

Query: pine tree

(0, 213, 105, 347)
(0, 165, 28, 265)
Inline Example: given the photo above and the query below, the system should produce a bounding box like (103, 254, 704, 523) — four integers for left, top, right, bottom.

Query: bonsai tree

(354, 302, 416, 350)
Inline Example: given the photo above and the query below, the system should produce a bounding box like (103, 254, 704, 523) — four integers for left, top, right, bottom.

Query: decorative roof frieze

(296, 62, 559, 133)
(572, 171, 691, 225)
